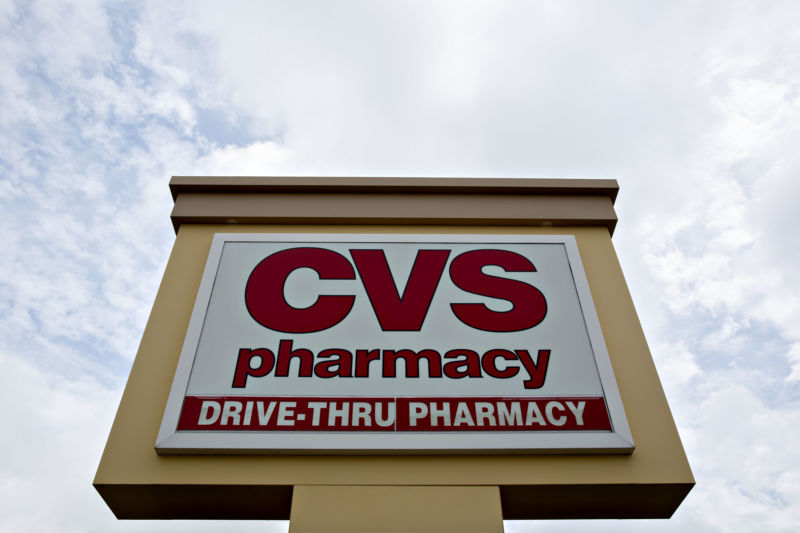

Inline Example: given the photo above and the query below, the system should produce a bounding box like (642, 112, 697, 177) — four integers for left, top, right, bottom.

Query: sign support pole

(289, 485, 504, 533)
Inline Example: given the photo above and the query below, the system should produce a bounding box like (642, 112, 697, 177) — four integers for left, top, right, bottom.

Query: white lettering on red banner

(178, 396, 610, 431)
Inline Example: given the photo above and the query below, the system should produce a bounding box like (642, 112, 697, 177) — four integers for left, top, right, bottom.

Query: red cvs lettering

(245, 247, 355, 333)
(350, 249, 450, 331)
(449, 249, 547, 332)
(244, 246, 548, 334)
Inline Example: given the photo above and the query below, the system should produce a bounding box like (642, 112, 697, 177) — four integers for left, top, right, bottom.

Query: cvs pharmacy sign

(156, 233, 634, 454)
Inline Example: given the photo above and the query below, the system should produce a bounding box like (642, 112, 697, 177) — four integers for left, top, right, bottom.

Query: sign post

(94, 177, 693, 529)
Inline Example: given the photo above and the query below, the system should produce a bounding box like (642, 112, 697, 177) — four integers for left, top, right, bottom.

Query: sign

(156, 233, 633, 454)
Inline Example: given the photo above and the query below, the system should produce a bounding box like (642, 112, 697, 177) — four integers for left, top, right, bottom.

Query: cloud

(0, 347, 287, 532)
(679, 384, 800, 531)
(0, 350, 120, 532)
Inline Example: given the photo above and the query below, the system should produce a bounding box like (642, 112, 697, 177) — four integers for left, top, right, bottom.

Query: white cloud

(0, 348, 288, 533)
(680, 385, 800, 531)
(786, 344, 800, 383)
(0, 350, 119, 532)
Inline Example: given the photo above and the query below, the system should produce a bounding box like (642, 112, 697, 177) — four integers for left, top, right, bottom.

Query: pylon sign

(156, 233, 633, 454)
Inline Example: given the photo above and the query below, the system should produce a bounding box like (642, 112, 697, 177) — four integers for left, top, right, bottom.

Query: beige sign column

(290, 486, 503, 533)
(94, 177, 693, 529)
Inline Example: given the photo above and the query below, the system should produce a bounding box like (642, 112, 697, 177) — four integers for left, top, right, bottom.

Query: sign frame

(155, 232, 634, 455)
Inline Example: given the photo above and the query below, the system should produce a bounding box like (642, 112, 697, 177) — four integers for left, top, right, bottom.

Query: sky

(1, 0, 799, 531)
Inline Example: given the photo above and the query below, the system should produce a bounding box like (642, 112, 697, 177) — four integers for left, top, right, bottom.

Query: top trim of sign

(170, 176, 619, 201)
(169, 177, 619, 234)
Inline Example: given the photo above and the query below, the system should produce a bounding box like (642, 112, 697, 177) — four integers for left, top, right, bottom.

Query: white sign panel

(156, 234, 633, 454)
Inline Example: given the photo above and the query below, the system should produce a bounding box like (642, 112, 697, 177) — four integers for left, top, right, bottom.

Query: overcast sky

(2, 1, 799, 531)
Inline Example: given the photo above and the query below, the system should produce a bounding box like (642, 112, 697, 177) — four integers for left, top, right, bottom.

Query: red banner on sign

(177, 396, 611, 432)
